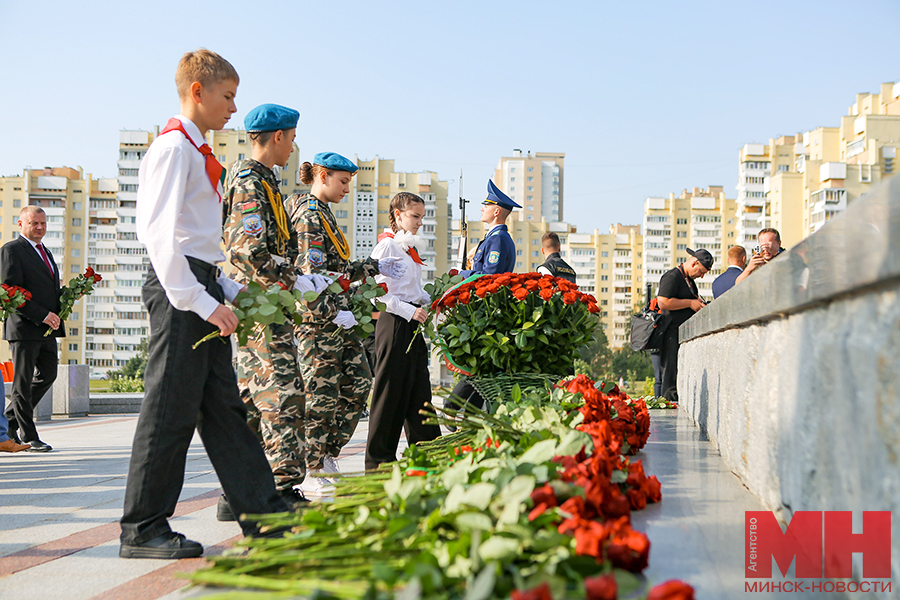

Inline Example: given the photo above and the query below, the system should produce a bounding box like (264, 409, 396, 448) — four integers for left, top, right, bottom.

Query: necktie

(36, 243, 54, 274)
(159, 118, 225, 202)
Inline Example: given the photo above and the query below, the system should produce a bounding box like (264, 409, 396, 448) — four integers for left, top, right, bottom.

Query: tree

(577, 328, 653, 383)
(109, 338, 149, 380)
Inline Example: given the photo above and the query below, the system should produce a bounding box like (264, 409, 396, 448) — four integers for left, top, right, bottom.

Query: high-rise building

(348, 156, 451, 281)
(494, 150, 565, 222)
(0, 167, 102, 366)
(642, 186, 737, 300)
(564, 224, 643, 349)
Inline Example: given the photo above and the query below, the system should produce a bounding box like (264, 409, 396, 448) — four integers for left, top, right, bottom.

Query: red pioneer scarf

(159, 118, 224, 202)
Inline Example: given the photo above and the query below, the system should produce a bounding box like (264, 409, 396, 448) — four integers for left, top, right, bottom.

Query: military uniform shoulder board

(237, 168, 253, 178)
(308, 198, 318, 211)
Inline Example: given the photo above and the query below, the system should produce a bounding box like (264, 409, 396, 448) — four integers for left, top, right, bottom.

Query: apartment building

(493, 150, 565, 223)
(0, 167, 104, 366)
(642, 186, 737, 300)
(564, 224, 643, 349)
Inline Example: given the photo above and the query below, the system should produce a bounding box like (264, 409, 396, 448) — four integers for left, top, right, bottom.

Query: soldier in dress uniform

(285, 152, 406, 491)
(451, 180, 520, 417)
(219, 104, 332, 516)
(459, 179, 519, 277)
(536, 232, 577, 283)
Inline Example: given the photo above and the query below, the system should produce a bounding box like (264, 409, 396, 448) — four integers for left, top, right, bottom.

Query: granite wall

(677, 176, 900, 590)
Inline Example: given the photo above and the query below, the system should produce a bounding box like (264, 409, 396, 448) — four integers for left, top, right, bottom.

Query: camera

(753, 245, 761, 256)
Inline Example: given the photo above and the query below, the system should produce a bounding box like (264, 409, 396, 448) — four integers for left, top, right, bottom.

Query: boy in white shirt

(120, 49, 289, 560)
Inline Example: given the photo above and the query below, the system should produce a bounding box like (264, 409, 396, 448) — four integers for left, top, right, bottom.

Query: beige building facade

(493, 150, 565, 223)
(642, 186, 738, 300)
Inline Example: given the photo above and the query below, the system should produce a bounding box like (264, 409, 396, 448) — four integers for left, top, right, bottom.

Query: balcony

(846, 138, 865, 158)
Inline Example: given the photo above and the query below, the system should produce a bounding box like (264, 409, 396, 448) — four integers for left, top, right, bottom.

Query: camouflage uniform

(222, 159, 306, 491)
(286, 193, 379, 471)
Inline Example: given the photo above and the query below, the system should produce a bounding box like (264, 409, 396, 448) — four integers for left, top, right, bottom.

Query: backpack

(629, 297, 669, 351)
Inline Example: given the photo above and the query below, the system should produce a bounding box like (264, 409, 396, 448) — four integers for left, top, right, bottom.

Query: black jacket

(0, 236, 65, 340)
(538, 252, 577, 283)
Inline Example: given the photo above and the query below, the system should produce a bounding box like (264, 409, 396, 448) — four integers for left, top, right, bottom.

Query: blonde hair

(175, 49, 239, 99)
(388, 192, 425, 232)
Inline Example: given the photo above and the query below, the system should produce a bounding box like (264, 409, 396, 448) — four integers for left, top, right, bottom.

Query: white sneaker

(300, 471, 335, 496)
(322, 455, 341, 475)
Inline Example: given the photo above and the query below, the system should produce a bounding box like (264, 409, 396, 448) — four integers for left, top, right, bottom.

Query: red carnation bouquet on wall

(427, 272, 600, 376)
(47, 267, 101, 336)
(0, 283, 31, 321)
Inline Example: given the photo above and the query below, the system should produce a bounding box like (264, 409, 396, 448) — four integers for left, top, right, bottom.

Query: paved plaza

(0, 408, 805, 599)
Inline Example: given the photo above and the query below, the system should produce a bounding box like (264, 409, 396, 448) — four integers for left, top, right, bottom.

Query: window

(72, 233, 81, 242)
(532, 251, 539, 257)
(532, 239, 539, 245)
(527, 186, 533, 191)
(516, 249, 522, 256)
(527, 167, 533, 172)
(71, 249, 80, 257)
(218, 155, 226, 162)
(72, 218, 82, 226)
(527, 177, 533, 182)
(601, 287, 608, 293)
(335, 210, 348, 219)
(516, 238, 523, 244)
(677, 231, 687, 238)
(13, 199, 20, 208)
(601, 275, 608, 281)
(238, 153, 245, 160)
(601, 299, 608, 305)
(601, 251, 608, 257)
(516, 261, 522, 268)
(677, 218, 687, 225)
(69, 328, 78, 336)
(74, 202, 82, 210)
(676, 244, 686, 250)
(70, 264, 81, 273)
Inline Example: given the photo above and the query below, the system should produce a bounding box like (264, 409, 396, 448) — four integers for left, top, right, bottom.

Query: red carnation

(377, 282, 389, 293)
(584, 574, 617, 600)
(510, 583, 552, 600)
(647, 580, 695, 600)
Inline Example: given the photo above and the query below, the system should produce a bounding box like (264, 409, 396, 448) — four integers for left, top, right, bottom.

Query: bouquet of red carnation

(47, 267, 101, 336)
(0, 283, 31, 321)
(325, 274, 387, 337)
(427, 272, 600, 376)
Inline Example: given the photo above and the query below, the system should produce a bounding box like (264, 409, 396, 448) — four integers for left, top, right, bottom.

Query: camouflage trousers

(237, 321, 306, 492)
(295, 322, 372, 471)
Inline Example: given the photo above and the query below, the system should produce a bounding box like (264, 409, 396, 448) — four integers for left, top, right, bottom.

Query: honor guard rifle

(456, 170, 469, 270)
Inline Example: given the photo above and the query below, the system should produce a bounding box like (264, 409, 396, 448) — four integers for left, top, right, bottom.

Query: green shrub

(109, 376, 145, 393)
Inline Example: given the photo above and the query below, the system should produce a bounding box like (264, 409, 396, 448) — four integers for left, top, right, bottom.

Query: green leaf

(610, 469, 627, 484)
(303, 291, 319, 302)
(455, 512, 494, 531)
(555, 430, 592, 458)
(517, 439, 558, 465)
(478, 536, 519, 561)
(461, 483, 496, 511)
(257, 303, 277, 316)
(463, 565, 496, 600)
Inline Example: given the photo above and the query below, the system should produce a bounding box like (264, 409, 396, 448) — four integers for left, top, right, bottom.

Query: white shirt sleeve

(217, 275, 243, 304)
(537, 266, 552, 276)
(138, 145, 219, 320)
(371, 238, 418, 322)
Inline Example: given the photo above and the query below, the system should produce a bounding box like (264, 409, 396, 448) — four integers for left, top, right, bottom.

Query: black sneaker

(279, 488, 311, 510)
(119, 531, 203, 559)
(216, 494, 236, 522)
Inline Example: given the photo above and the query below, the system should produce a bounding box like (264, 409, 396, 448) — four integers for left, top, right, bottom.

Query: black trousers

(365, 312, 441, 471)
(4, 337, 58, 443)
(650, 351, 662, 397)
(120, 259, 288, 545)
(659, 325, 680, 402)
(448, 380, 485, 412)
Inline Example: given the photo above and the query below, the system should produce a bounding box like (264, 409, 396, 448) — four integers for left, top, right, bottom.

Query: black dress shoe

(216, 494, 236, 522)
(279, 488, 311, 510)
(119, 531, 203, 559)
(26, 440, 52, 452)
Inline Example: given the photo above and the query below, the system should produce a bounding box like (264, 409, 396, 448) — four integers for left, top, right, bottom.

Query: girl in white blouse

(364, 193, 441, 469)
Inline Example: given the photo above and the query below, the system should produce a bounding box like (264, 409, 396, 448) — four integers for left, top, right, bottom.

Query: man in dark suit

(712, 245, 747, 299)
(0, 206, 64, 452)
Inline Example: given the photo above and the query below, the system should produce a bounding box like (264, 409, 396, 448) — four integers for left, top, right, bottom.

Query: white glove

(332, 310, 358, 330)
(378, 257, 407, 279)
(294, 274, 332, 294)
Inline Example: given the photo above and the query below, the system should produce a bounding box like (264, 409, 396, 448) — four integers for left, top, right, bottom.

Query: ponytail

(388, 192, 425, 233)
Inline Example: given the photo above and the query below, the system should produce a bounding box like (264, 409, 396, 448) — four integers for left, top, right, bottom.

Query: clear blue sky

(1, 0, 898, 231)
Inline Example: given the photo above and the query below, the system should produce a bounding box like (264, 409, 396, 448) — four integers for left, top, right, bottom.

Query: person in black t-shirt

(536, 232, 577, 283)
(656, 248, 712, 402)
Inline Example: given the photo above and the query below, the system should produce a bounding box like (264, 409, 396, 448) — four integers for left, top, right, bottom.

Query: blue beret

(314, 152, 358, 174)
(484, 179, 521, 210)
(244, 103, 300, 132)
